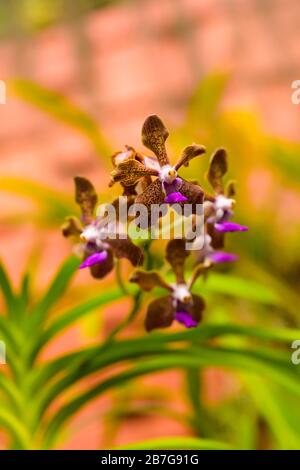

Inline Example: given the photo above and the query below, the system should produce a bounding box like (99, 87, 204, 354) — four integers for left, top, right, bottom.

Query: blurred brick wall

(0, 0, 299, 449)
(1, 0, 300, 179)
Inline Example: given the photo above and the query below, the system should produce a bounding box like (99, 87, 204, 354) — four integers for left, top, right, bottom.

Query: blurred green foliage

(1, 255, 300, 449)
(1, 73, 300, 449)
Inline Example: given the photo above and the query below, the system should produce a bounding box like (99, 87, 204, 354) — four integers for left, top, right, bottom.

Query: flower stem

(115, 259, 128, 296)
(106, 289, 143, 343)
(106, 239, 153, 342)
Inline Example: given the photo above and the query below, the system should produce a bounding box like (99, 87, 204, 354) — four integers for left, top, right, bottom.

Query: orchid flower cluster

(62, 115, 248, 331)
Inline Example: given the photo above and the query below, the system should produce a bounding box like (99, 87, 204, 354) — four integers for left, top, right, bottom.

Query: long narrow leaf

(0, 263, 16, 315)
(44, 345, 300, 445)
(118, 436, 233, 450)
(30, 287, 125, 361)
(35, 322, 300, 396)
(0, 177, 75, 226)
(0, 407, 31, 449)
(244, 376, 300, 450)
(30, 256, 80, 327)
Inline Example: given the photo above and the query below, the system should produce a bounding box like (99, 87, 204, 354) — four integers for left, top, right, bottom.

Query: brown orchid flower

(110, 115, 206, 218)
(205, 148, 248, 248)
(110, 145, 154, 197)
(62, 176, 144, 279)
(130, 239, 210, 331)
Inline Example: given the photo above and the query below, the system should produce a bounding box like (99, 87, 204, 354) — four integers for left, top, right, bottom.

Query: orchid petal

(79, 251, 108, 269)
(175, 311, 198, 328)
(209, 251, 238, 263)
(74, 177, 98, 224)
(141, 115, 169, 166)
(164, 192, 188, 203)
(215, 221, 248, 232)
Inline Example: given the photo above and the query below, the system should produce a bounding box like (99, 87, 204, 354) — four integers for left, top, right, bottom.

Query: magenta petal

(79, 251, 108, 269)
(209, 251, 238, 263)
(215, 221, 248, 232)
(175, 311, 198, 328)
(164, 192, 188, 203)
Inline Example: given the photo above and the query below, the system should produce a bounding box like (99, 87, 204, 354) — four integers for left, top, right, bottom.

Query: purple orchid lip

(175, 311, 198, 328)
(215, 221, 248, 233)
(209, 251, 238, 263)
(164, 192, 188, 204)
(165, 177, 182, 190)
(79, 251, 108, 269)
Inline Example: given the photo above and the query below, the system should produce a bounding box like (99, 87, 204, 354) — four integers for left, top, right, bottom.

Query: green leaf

(30, 256, 80, 328)
(35, 343, 171, 420)
(0, 373, 23, 411)
(267, 139, 300, 187)
(0, 407, 31, 449)
(44, 344, 300, 445)
(185, 368, 204, 436)
(0, 316, 15, 345)
(0, 176, 75, 226)
(30, 287, 125, 361)
(244, 376, 300, 450)
(22, 322, 300, 445)
(117, 436, 233, 450)
(194, 272, 281, 306)
(188, 72, 229, 124)
(36, 322, 300, 395)
(10, 79, 112, 159)
(18, 273, 30, 312)
(0, 262, 16, 314)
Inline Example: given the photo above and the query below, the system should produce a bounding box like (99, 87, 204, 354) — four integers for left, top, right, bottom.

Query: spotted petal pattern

(74, 177, 98, 224)
(207, 148, 227, 193)
(110, 159, 158, 187)
(174, 144, 206, 171)
(141, 115, 169, 166)
(166, 238, 189, 284)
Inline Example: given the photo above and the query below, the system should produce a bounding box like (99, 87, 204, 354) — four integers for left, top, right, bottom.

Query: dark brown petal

(204, 192, 216, 203)
(121, 184, 138, 197)
(134, 179, 166, 228)
(166, 238, 189, 284)
(74, 177, 98, 224)
(130, 270, 172, 292)
(141, 115, 169, 166)
(178, 179, 204, 208)
(107, 238, 144, 266)
(89, 248, 114, 279)
(206, 222, 224, 249)
(174, 144, 206, 171)
(109, 195, 136, 220)
(190, 294, 205, 324)
(139, 175, 153, 192)
(225, 179, 236, 198)
(110, 159, 158, 187)
(135, 179, 165, 208)
(145, 295, 174, 332)
(61, 216, 82, 238)
(207, 148, 228, 193)
(188, 261, 212, 289)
